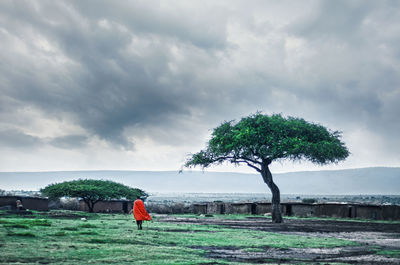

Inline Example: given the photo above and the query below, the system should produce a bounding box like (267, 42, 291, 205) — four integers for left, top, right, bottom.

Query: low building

(79, 200, 133, 213)
(224, 203, 255, 214)
(206, 202, 226, 214)
(355, 204, 400, 220)
(0, 196, 48, 211)
(196, 202, 400, 220)
(193, 203, 207, 214)
(285, 203, 315, 217)
(381, 205, 400, 221)
(254, 202, 272, 215)
(313, 203, 353, 218)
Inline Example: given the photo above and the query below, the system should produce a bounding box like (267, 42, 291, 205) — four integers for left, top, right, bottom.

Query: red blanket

(133, 199, 152, 221)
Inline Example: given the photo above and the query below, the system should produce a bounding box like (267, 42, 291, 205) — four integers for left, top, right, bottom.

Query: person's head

(136, 195, 141, 200)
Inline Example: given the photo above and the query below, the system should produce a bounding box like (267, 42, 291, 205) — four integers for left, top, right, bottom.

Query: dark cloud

(0, 1, 231, 149)
(289, 0, 374, 41)
(71, 0, 229, 50)
(48, 134, 88, 149)
(0, 1, 399, 169)
(284, 0, 400, 144)
(0, 129, 42, 149)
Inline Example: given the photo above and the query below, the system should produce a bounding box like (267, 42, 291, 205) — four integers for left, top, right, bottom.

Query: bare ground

(158, 215, 400, 264)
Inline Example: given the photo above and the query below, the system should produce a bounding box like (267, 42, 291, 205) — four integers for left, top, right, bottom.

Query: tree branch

(238, 156, 261, 165)
(231, 159, 261, 172)
(212, 155, 261, 165)
(207, 154, 263, 171)
(245, 162, 261, 172)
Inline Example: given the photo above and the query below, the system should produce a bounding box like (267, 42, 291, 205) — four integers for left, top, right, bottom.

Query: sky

(0, 0, 399, 174)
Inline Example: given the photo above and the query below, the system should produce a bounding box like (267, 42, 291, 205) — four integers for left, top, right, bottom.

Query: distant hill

(0, 167, 399, 195)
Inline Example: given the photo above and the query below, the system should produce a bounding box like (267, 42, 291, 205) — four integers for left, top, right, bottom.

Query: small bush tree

(41, 179, 147, 212)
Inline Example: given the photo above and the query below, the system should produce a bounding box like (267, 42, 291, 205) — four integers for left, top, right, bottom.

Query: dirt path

(158, 215, 400, 264)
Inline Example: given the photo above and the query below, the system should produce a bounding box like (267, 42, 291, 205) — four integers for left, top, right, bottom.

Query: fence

(0, 196, 48, 211)
(79, 200, 133, 213)
(3, 195, 398, 220)
(165, 202, 400, 220)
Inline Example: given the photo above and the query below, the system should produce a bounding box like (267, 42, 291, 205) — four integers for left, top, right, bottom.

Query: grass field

(173, 213, 400, 224)
(0, 210, 394, 264)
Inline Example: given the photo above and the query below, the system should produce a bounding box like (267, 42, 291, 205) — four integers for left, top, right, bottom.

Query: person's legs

(136, 220, 143, 230)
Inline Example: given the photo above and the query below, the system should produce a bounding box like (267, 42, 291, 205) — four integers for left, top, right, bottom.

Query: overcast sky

(0, 0, 399, 173)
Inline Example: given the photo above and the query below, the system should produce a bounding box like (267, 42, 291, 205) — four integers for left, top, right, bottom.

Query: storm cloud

(0, 0, 399, 172)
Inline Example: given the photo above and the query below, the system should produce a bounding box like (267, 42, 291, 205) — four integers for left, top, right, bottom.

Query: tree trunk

(88, 203, 94, 213)
(261, 162, 283, 223)
(84, 199, 96, 213)
(87, 200, 94, 212)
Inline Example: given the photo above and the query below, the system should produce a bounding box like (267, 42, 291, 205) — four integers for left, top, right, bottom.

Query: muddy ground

(158, 215, 400, 264)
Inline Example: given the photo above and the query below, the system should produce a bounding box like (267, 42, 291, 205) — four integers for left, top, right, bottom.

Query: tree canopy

(185, 113, 349, 222)
(186, 113, 349, 168)
(41, 179, 147, 212)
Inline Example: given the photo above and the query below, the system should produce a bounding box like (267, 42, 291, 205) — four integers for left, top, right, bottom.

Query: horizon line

(0, 165, 399, 175)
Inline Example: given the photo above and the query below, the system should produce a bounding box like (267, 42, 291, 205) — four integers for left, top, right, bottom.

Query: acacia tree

(185, 113, 349, 223)
(41, 179, 147, 212)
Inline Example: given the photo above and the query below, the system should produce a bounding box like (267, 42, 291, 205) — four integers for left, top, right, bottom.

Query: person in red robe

(132, 196, 151, 230)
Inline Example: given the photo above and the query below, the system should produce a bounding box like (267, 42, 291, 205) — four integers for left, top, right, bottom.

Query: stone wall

(382, 205, 400, 221)
(147, 202, 193, 214)
(290, 204, 316, 217)
(0, 196, 48, 211)
(193, 204, 207, 214)
(254, 203, 272, 215)
(2, 195, 398, 220)
(224, 203, 254, 214)
(314, 204, 354, 218)
(354, 204, 400, 220)
(206, 202, 225, 214)
(149, 201, 400, 220)
(79, 200, 133, 213)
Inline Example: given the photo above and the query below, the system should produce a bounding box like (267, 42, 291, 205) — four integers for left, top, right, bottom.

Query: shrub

(302, 198, 317, 204)
(60, 198, 80, 210)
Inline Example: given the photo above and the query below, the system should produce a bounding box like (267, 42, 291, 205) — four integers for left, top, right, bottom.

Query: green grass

(0, 218, 51, 226)
(242, 247, 265, 252)
(78, 223, 97, 228)
(61, 226, 79, 231)
(174, 213, 400, 224)
(376, 249, 400, 258)
(145, 223, 357, 249)
(7, 231, 36, 237)
(284, 215, 400, 224)
(173, 213, 263, 219)
(0, 210, 365, 264)
(53, 231, 67, 236)
(4, 223, 30, 229)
